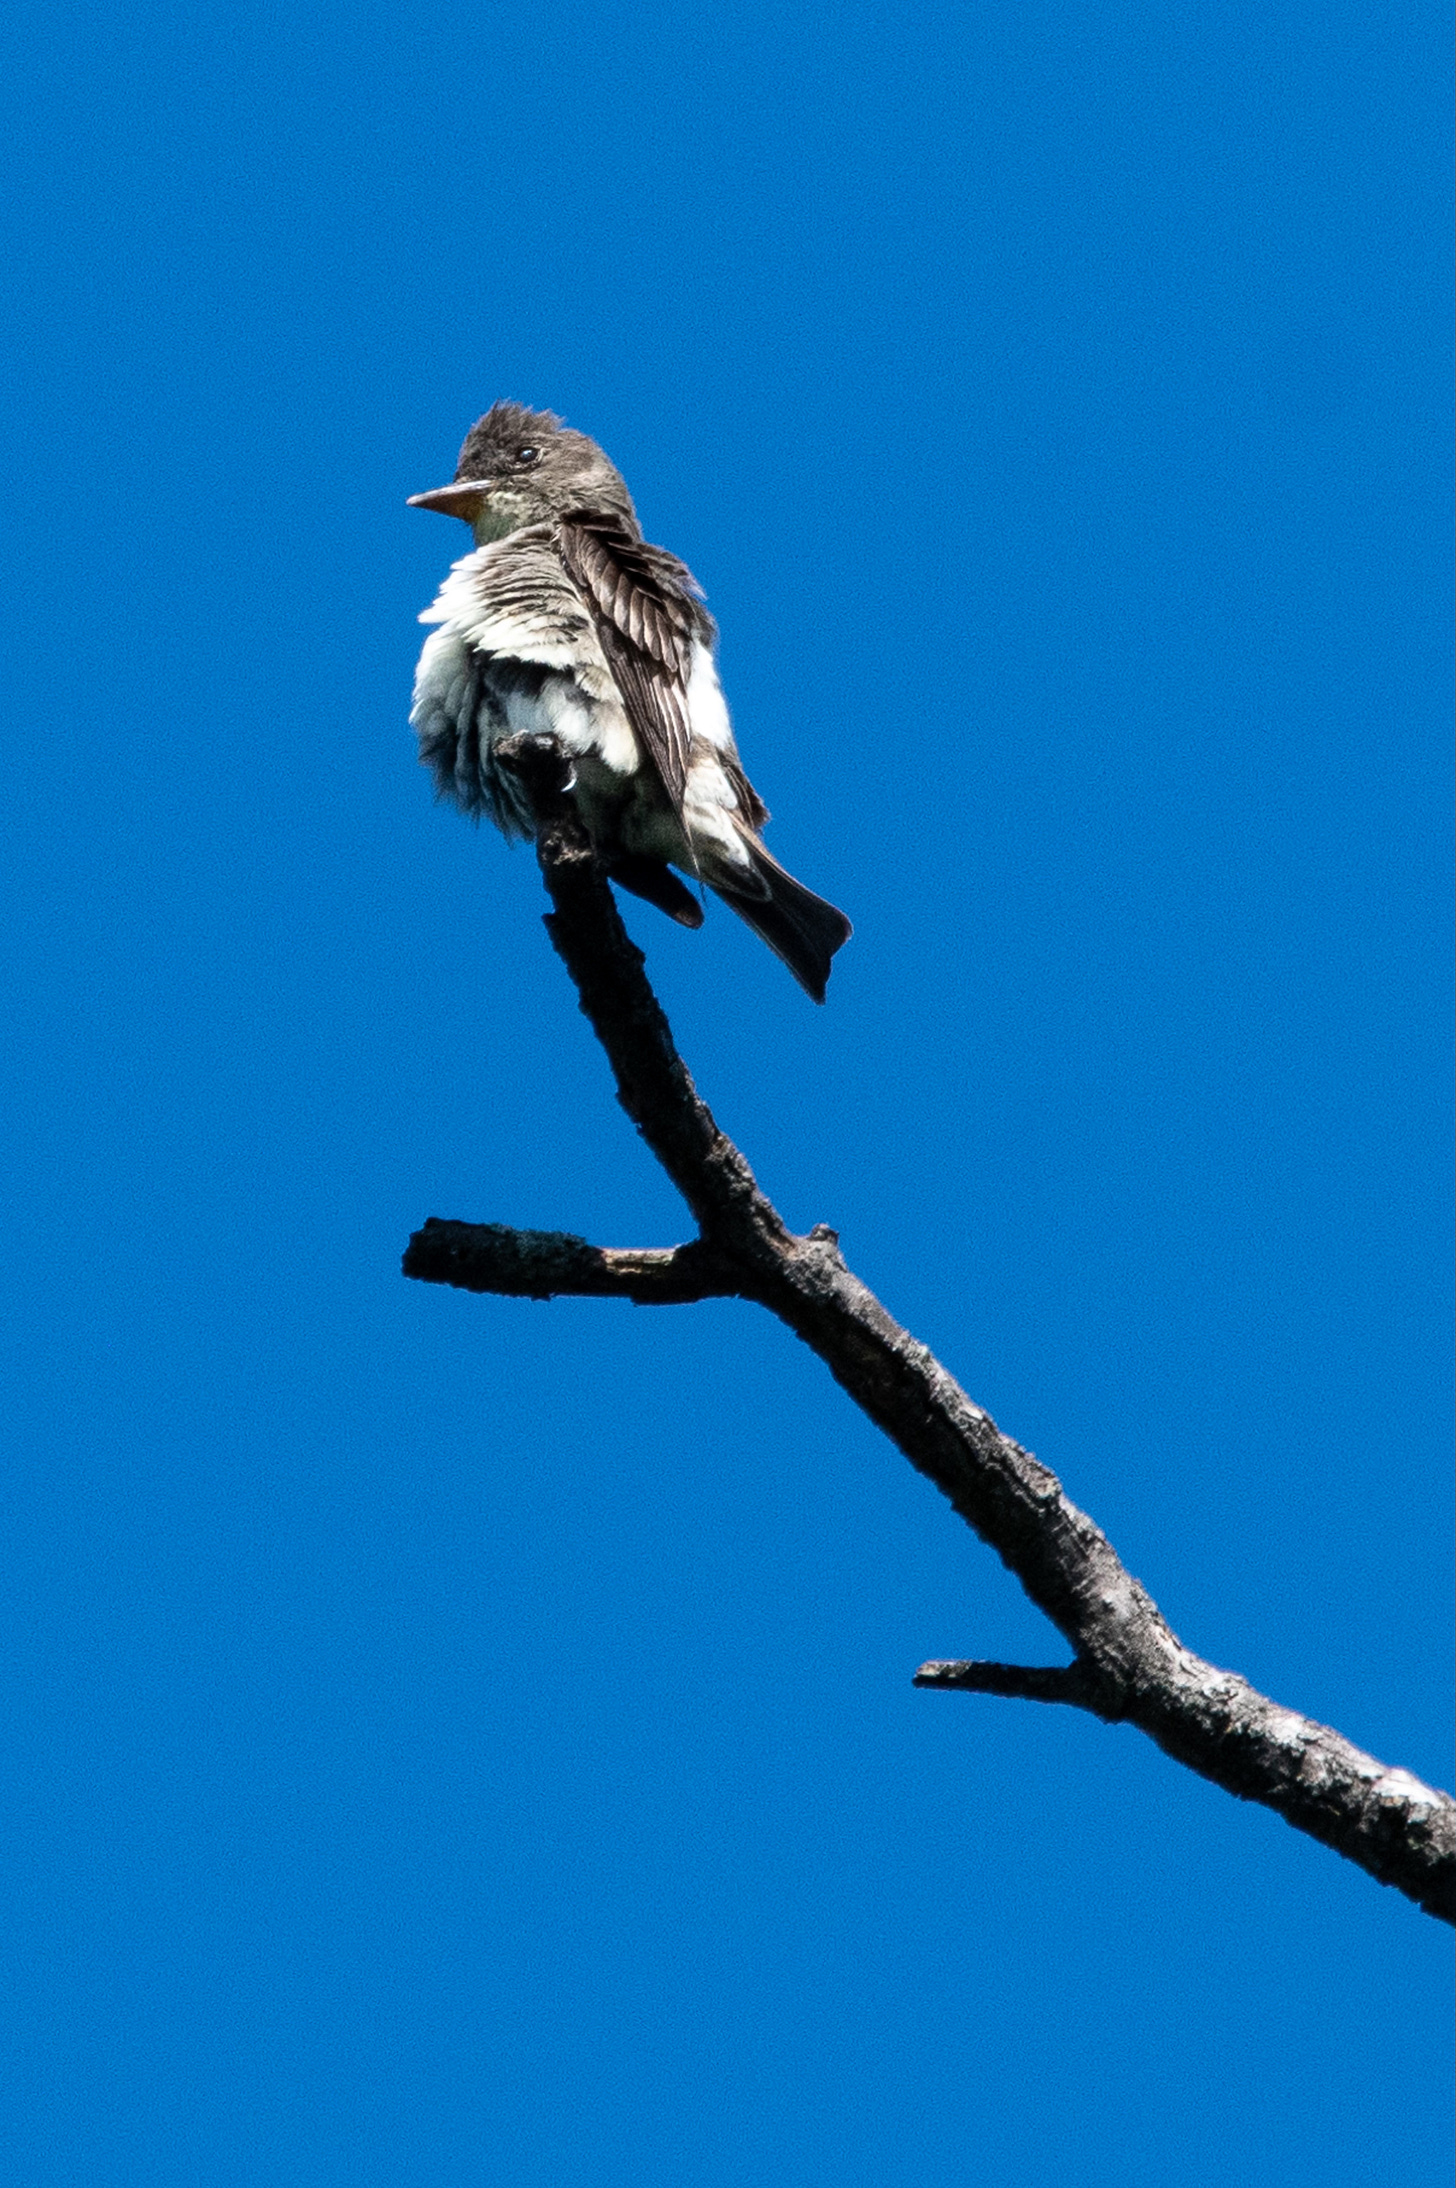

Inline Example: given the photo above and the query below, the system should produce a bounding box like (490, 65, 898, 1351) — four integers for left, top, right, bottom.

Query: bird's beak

(407, 480, 491, 518)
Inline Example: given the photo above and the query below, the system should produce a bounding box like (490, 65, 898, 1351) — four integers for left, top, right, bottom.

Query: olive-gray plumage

(408, 403, 851, 1001)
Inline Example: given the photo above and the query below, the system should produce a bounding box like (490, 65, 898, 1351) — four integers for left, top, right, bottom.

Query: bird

(407, 402, 852, 1002)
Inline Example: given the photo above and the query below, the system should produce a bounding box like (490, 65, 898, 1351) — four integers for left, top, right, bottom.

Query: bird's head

(407, 402, 637, 543)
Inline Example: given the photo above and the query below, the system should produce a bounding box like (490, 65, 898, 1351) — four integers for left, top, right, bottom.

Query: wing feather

(558, 514, 715, 818)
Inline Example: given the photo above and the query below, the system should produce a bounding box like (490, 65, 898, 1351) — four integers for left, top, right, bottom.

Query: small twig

(404, 734, 1456, 1925)
(913, 1659, 1115, 1710)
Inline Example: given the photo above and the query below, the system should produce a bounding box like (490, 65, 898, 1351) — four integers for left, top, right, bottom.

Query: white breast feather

(410, 624, 470, 744)
(417, 541, 599, 672)
(411, 545, 640, 797)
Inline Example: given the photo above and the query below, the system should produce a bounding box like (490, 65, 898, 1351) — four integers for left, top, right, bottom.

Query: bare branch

(404, 734, 1456, 1925)
(488, 734, 791, 1256)
(402, 1220, 738, 1305)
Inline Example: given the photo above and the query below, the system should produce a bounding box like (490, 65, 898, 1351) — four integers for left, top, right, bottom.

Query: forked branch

(403, 734, 1455, 1924)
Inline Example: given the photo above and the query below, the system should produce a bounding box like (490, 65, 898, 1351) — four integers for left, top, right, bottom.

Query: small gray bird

(408, 403, 852, 1001)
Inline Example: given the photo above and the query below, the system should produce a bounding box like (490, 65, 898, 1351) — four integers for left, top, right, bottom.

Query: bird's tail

(704, 836, 852, 1003)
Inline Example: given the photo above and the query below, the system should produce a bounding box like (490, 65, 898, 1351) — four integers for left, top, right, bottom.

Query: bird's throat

(469, 492, 536, 545)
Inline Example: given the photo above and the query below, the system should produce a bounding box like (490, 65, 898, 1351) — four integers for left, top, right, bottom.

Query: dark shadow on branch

(403, 733, 1456, 1926)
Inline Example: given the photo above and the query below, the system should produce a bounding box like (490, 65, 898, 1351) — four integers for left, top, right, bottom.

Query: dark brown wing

(720, 750, 770, 837)
(558, 513, 714, 818)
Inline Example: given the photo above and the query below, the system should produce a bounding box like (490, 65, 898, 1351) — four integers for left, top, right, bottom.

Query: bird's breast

(411, 615, 640, 835)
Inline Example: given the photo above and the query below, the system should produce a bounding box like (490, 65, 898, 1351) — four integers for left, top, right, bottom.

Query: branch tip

(913, 1659, 1108, 1710)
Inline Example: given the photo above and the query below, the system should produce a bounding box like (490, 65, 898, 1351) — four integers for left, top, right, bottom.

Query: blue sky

(0, 1, 1450, 2180)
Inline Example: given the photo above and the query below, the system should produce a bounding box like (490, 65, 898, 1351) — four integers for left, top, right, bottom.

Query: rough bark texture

(403, 734, 1456, 1925)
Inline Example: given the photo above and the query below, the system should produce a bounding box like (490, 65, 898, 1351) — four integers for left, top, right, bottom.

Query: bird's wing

(719, 749, 770, 837)
(557, 514, 715, 819)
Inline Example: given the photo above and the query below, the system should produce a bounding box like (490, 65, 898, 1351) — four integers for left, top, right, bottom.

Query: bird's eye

(515, 445, 540, 465)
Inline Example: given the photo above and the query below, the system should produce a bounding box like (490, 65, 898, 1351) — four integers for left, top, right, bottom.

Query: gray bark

(404, 735, 1455, 1925)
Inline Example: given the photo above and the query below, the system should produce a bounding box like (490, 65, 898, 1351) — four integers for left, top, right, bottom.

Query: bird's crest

(455, 402, 565, 480)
